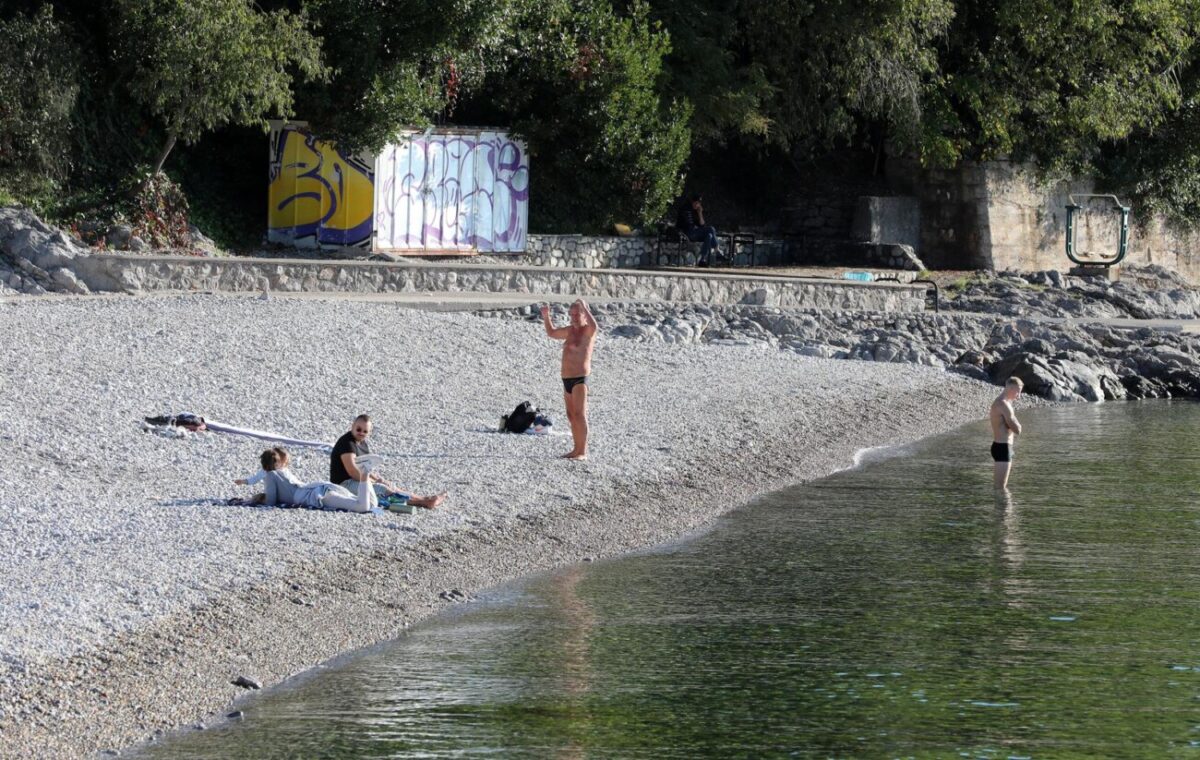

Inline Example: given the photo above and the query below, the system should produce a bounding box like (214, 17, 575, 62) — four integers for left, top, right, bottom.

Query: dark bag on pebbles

(501, 401, 539, 433)
(144, 413, 207, 431)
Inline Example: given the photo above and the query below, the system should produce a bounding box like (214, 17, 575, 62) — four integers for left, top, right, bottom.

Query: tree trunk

(140, 132, 177, 191)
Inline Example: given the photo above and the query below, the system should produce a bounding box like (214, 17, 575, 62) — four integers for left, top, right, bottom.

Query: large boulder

(105, 224, 133, 250)
(889, 244, 927, 272)
(0, 208, 86, 273)
(1121, 374, 1169, 399)
(189, 224, 222, 256)
(791, 342, 848, 360)
(49, 267, 89, 295)
(1162, 368, 1200, 397)
(990, 351, 1124, 402)
(0, 207, 90, 292)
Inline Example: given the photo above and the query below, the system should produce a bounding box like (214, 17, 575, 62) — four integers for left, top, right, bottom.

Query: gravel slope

(0, 294, 1003, 757)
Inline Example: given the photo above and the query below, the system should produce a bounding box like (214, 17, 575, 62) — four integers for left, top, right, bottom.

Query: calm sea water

(138, 402, 1200, 759)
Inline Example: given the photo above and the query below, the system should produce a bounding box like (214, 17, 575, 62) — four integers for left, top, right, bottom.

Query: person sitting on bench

(676, 193, 725, 267)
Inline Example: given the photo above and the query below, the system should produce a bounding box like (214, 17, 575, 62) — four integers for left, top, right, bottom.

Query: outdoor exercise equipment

(1065, 194, 1130, 267)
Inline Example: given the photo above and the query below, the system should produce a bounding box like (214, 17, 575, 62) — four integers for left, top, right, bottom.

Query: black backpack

(502, 401, 539, 433)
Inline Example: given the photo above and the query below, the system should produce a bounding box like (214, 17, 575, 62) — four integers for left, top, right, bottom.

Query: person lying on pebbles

(235, 447, 381, 512)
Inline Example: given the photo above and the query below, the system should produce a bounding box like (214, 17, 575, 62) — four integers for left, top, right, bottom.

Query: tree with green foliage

(1099, 57, 1200, 224)
(926, 0, 1200, 170)
(736, 0, 953, 165)
(0, 5, 80, 196)
(646, 0, 1200, 177)
(641, 0, 772, 148)
(465, 0, 691, 231)
(298, 0, 548, 153)
(111, 0, 328, 178)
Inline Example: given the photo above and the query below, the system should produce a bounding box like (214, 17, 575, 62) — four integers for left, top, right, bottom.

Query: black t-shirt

(329, 431, 370, 483)
(676, 204, 697, 233)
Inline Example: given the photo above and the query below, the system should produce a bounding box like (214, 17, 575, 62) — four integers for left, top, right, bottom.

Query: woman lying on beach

(234, 447, 380, 513)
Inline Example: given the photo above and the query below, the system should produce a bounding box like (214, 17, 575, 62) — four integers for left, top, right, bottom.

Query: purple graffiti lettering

(277, 191, 321, 211)
(318, 216, 373, 246)
(372, 131, 527, 251)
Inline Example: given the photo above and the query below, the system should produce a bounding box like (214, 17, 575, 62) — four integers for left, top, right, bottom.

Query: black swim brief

(562, 375, 589, 394)
(990, 442, 1013, 463)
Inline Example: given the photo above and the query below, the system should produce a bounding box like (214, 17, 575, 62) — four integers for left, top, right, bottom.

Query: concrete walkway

(179, 289, 616, 311)
(0, 289, 635, 311)
(7, 287, 1200, 330)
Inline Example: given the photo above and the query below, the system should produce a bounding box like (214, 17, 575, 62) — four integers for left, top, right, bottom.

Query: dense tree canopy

(297, 0, 544, 152)
(461, 0, 691, 230)
(112, 0, 327, 176)
(738, 0, 954, 160)
(1101, 60, 1200, 223)
(0, 6, 78, 186)
(928, 0, 1200, 170)
(2, 0, 1200, 234)
(639, 0, 771, 147)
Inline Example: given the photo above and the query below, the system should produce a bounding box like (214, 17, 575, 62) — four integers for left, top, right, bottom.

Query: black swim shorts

(562, 375, 589, 394)
(990, 442, 1013, 463)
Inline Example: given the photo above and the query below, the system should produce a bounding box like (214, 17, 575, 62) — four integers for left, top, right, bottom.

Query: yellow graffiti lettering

(268, 127, 374, 246)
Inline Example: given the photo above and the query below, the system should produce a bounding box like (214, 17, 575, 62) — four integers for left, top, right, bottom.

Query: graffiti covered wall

(268, 124, 375, 248)
(373, 131, 529, 253)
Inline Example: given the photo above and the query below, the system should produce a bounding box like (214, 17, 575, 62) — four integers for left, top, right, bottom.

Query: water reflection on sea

(138, 401, 1200, 758)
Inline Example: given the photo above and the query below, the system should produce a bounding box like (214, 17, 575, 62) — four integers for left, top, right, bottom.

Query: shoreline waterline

(127, 404, 997, 758)
(138, 402, 1200, 758)
(154, 436, 976, 741)
(0, 294, 1007, 758)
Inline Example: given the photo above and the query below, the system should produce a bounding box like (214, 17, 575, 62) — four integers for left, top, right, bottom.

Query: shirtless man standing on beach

(541, 299, 597, 460)
(990, 377, 1024, 490)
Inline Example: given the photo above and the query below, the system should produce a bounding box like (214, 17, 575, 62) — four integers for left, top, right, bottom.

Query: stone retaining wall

(72, 254, 928, 312)
(783, 190, 866, 240)
(522, 233, 923, 270)
(523, 234, 763, 268)
(524, 234, 652, 268)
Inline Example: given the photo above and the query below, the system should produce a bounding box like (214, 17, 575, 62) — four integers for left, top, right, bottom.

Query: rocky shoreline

(484, 292, 1200, 402)
(6, 203, 1200, 404)
(944, 266, 1200, 320)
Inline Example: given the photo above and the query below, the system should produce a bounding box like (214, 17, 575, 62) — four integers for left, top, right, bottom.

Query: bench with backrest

(653, 221, 694, 266)
(653, 223, 756, 267)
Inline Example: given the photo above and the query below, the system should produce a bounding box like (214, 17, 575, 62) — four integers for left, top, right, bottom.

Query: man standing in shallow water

(541, 299, 597, 460)
(990, 377, 1024, 490)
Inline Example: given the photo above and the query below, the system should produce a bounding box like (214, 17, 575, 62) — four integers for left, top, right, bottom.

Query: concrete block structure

(268, 122, 529, 254)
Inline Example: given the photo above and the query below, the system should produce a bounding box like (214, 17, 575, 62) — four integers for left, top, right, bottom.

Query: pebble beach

(0, 294, 1004, 757)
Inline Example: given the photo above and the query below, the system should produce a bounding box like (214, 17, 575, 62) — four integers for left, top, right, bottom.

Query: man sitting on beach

(330, 414, 447, 509)
(540, 299, 597, 460)
(990, 377, 1024, 491)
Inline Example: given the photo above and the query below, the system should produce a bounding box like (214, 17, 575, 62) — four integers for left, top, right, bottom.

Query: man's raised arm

(577, 299, 598, 333)
(541, 304, 569, 339)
